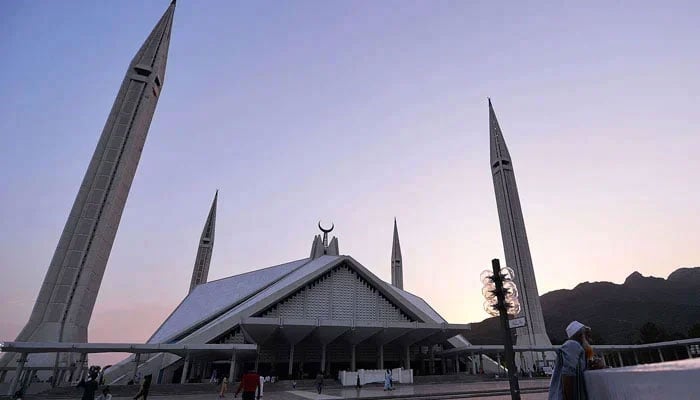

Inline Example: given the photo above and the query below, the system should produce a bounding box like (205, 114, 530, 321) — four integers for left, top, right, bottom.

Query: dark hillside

(464, 267, 700, 345)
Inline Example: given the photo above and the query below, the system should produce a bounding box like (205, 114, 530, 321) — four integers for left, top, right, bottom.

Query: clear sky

(1, 1, 698, 365)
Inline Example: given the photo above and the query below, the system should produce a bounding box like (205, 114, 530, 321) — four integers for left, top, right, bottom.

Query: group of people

(74, 367, 150, 400)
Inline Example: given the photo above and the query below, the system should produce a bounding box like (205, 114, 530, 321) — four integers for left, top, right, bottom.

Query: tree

(637, 322, 669, 344)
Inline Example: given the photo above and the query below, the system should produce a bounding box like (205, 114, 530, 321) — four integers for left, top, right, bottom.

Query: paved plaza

(105, 393, 547, 400)
(25, 381, 548, 400)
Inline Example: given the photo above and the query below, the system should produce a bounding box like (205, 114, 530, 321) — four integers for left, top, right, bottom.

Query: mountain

(464, 267, 700, 345)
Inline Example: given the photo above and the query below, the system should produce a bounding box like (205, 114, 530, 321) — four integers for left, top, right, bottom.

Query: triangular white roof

(149, 254, 466, 346)
(150, 258, 310, 343)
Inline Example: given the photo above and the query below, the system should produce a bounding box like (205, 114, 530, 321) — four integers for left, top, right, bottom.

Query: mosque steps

(17, 380, 346, 399)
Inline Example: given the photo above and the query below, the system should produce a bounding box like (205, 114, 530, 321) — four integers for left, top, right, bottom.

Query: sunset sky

(1, 0, 698, 365)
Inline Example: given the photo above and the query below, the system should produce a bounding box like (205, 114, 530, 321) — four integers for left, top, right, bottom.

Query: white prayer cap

(566, 321, 589, 338)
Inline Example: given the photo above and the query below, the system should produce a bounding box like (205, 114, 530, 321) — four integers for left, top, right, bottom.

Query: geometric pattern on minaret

(10, 1, 176, 348)
(391, 218, 404, 289)
(489, 99, 552, 359)
(189, 190, 217, 293)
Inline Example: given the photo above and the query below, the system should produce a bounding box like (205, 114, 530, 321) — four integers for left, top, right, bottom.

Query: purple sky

(1, 1, 698, 365)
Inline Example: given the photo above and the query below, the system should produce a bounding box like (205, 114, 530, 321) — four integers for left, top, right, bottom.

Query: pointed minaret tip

(489, 98, 512, 165)
(391, 218, 403, 289)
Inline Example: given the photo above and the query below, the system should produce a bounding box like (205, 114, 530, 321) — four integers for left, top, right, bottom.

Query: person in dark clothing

(133, 374, 152, 400)
(77, 374, 99, 400)
(12, 388, 24, 400)
(315, 372, 323, 394)
(234, 369, 260, 400)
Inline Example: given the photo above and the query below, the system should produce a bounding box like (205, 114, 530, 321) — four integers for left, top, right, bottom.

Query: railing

(437, 337, 700, 373)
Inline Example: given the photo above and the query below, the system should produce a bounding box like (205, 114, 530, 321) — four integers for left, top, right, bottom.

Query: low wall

(585, 358, 700, 399)
(338, 368, 413, 386)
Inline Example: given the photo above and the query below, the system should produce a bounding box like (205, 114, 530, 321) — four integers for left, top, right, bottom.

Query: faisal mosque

(0, 0, 553, 389)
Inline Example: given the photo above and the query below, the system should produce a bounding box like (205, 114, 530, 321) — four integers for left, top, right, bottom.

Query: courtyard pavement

(103, 380, 549, 400)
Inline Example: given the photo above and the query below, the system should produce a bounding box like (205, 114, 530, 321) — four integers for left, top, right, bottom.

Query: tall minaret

(489, 99, 552, 367)
(4, 1, 176, 368)
(391, 218, 403, 289)
(189, 191, 218, 293)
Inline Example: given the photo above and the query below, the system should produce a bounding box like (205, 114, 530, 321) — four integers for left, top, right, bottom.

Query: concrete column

(8, 353, 28, 397)
(78, 353, 88, 381)
(428, 346, 435, 375)
(288, 345, 295, 377)
(404, 346, 411, 370)
(20, 369, 31, 391)
(326, 349, 332, 374)
(228, 351, 237, 383)
(455, 355, 460, 373)
(320, 344, 327, 373)
(24, 369, 37, 391)
(378, 345, 384, 370)
(132, 353, 141, 382)
(350, 345, 356, 372)
(657, 348, 664, 362)
(471, 353, 476, 375)
(180, 354, 190, 384)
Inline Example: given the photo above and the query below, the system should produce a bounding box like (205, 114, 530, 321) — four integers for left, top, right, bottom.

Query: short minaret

(189, 191, 217, 293)
(391, 218, 403, 289)
(489, 99, 552, 367)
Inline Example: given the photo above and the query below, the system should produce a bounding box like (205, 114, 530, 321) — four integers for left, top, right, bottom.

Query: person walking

(77, 372, 99, 400)
(383, 369, 393, 391)
(548, 321, 605, 400)
(218, 376, 228, 397)
(258, 374, 264, 397)
(133, 374, 152, 400)
(314, 372, 324, 394)
(234, 369, 261, 400)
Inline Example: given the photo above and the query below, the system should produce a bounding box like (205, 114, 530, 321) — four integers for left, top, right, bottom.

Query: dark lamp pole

(491, 258, 521, 400)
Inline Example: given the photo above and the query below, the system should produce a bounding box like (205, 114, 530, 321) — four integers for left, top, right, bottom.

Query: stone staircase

(16, 383, 219, 399)
(2, 377, 499, 399)
(12, 379, 347, 399)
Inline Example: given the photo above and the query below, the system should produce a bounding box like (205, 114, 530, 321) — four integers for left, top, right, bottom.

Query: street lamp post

(482, 258, 521, 400)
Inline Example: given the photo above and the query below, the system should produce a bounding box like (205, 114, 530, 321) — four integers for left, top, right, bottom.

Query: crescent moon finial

(318, 220, 334, 233)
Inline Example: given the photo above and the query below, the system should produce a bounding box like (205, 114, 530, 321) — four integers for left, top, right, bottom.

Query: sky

(1, 1, 698, 366)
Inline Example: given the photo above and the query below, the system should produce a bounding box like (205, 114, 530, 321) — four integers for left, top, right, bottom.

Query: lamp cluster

(481, 266, 520, 317)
